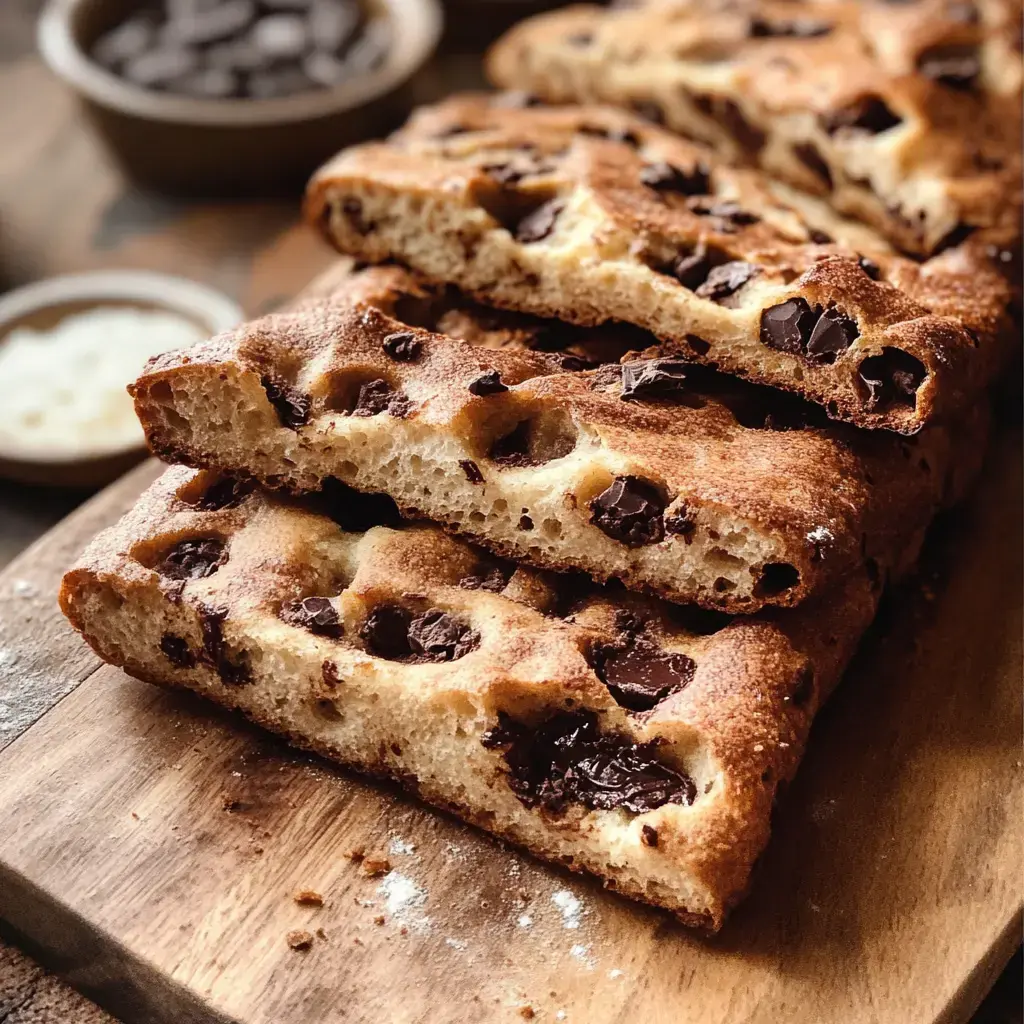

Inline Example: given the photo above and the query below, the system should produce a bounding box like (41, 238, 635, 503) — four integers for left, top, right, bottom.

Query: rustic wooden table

(0, 2, 1019, 1021)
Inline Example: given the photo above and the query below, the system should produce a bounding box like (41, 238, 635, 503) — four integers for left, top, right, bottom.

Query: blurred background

(0, 0, 1019, 1020)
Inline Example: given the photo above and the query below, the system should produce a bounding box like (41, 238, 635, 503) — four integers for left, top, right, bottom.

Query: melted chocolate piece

(590, 477, 666, 547)
(407, 609, 479, 661)
(382, 331, 422, 362)
(459, 565, 513, 592)
(591, 637, 696, 712)
(694, 261, 758, 302)
(460, 459, 485, 483)
(279, 596, 343, 638)
(360, 604, 414, 659)
(639, 161, 711, 196)
(823, 96, 902, 135)
(805, 307, 859, 363)
(158, 538, 226, 581)
(482, 709, 696, 814)
(261, 375, 311, 429)
(191, 475, 254, 511)
(671, 241, 718, 290)
(759, 297, 818, 355)
(619, 359, 691, 401)
(468, 369, 509, 396)
(160, 633, 196, 668)
(641, 824, 659, 847)
(515, 198, 565, 243)
(859, 349, 927, 409)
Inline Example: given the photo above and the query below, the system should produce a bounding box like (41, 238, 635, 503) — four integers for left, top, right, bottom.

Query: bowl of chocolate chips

(38, 0, 442, 195)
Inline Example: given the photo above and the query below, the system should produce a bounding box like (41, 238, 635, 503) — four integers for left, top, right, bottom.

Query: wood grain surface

(0, 431, 1019, 1024)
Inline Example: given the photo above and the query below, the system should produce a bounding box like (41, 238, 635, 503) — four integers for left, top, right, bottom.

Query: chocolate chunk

(641, 824, 659, 847)
(382, 331, 422, 362)
(460, 459, 484, 483)
(407, 609, 479, 661)
(917, 45, 980, 90)
(160, 633, 196, 668)
(671, 242, 717, 290)
(639, 161, 711, 196)
(482, 710, 696, 815)
(689, 199, 760, 231)
(620, 359, 689, 401)
(198, 604, 251, 685)
(313, 478, 403, 531)
(262, 375, 311, 429)
(515, 198, 565, 243)
(793, 143, 833, 189)
(590, 477, 666, 547)
(352, 379, 406, 416)
(279, 596, 344, 638)
(858, 349, 927, 409)
(191, 475, 254, 511)
(468, 369, 509, 396)
(694, 261, 758, 302)
(664, 506, 697, 540)
(613, 609, 646, 636)
(806, 307, 859, 363)
(591, 637, 695, 712)
(749, 16, 832, 37)
(158, 538, 226, 581)
(459, 565, 513, 592)
(857, 255, 882, 280)
(823, 96, 902, 135)
(360, 605, 414, 659)
(759, 298, 818, 355)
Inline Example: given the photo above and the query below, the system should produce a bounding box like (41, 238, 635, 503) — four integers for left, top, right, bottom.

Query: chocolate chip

(515, 198, 565, 243)
(823, 96, 902, 135)
(793, 143, 833, 189)
(613, 609, 646, 636)
(665, 506, 697, 540)
(158, 538, 226, 581)
(858, 349, 927, 409)
(459, 565, 513, 592)
(671, 241, 718, 290)
(352, 379, 409, 417)
(192, 475, 254, 511)
(857, 255, 882, 280)
(468, 369, 509, 396)
(407, 609, 479, 661)
(641, 824, 659, 847)
(639, 161, 710, 196)
(519, 514, 534, 531)
(695, 261, 758, 302)
(160, 633, 195, 668)
(917, 44, 981, 90)
(198, 604, 251, 686)
(590, 477, 666, 547)
(382, 331, 422, 362)
(591, 637, 695, 712)
(482, 710, 696, 814)
(360, 605, 414, 659)
(689, 199, 760, 231)
(460, 459, 484, 483)
(280, 596, 344, 638)
(262, 375, 311, 429)
(620, 359, 690, 401)
(806, 307, 859, 363)
(749, 16, 832, 37)
(759, 298, 818, 355)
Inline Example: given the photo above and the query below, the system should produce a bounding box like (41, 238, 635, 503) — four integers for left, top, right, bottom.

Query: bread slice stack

(60, 3, 1019, 932)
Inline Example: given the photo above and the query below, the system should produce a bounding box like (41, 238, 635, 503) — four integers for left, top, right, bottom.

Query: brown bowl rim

(37, 0, 443, 126)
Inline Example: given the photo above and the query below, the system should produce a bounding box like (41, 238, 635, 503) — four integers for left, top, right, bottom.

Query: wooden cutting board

(0, 432, 1020, 1024)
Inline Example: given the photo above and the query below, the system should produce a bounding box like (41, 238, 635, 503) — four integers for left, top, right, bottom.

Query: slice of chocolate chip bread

(304, 96, 1015, 434)
(59, 465, 883, 930)
(486, 0, 1023, 257)
(130, 262, 986, 614)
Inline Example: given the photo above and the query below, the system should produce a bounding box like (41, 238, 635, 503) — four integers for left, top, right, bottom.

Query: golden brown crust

(129, 262, 985, 613)
(486, 0, 1023, 256)
(304, 95, 1015, 434)
(59, 465, 880, 930)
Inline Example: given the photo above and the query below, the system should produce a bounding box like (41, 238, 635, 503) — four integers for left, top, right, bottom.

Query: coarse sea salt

(376, 871, 431, 933)
(551, 889, 585, 929)
(0, 305, 204, 458)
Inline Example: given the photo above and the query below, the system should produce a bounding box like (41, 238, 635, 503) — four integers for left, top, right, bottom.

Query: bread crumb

(293, 889, 323, 907)
(346, 846, 366, 862)
(519, 1007, 535, 1019)
(315, 927, 327, 941)
(221, 796, 241, 811)
(361, 855, 392, 877)
(374, 915, 386, 926)
(286, 930, 314, 951)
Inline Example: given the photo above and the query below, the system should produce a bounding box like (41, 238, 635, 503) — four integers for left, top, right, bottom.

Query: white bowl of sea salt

(0, 270, 242, 487)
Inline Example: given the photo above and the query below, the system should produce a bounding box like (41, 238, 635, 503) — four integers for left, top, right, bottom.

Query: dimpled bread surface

(487, 0, 1023, 256)
(130, 263, 986, 615)
(59, 465, 882, 930)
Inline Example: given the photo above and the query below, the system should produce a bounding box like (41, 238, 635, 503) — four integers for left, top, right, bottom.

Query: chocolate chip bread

(487, 0, 1023, 257)
(130, 262, 986, 614)
(59, 465, 882, 930)
(304, 96, 1014, 434)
